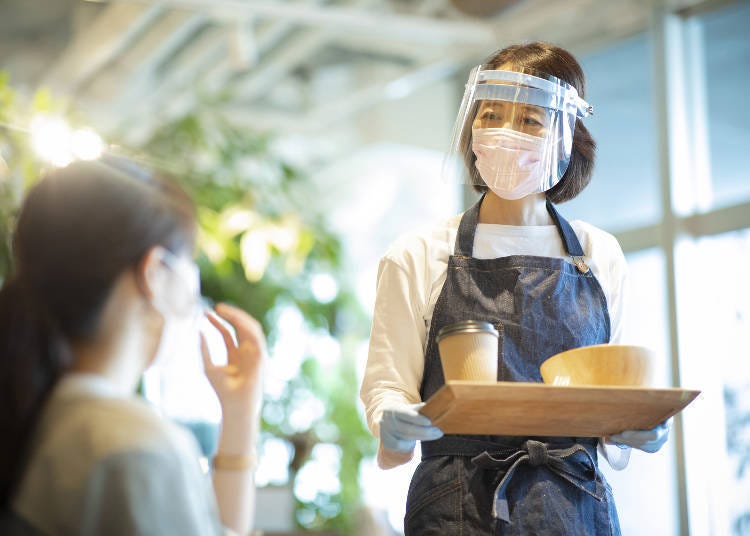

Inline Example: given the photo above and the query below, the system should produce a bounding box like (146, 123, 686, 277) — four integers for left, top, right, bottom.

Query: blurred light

(312, 443, 341, 469)
(354, 340, 369, 385)
(262, 401, 286, 425)
(70, 128, 104, 160)
(255, 437, 293, 487)
(201, 236, 226, 264)
(266, 304, 308, 399)
(240, 229, 270, 281)
(277, 304, 305, 332)
(293, 443, 342, 502)
(289, 394, 325, 432)
(268, 224, 297, 252)
(220, 207, 255, 236)
(199, 456, 210, 475)
(29, 114, 105, 167)
(356, 266, 378, 311)
(30, 115, 73, 167)
(266, 342, 304, 392)
(296, 508, 316, 527)
(311, 273, 338, 303)
(359, 449, 422, 532)
(309, 330, 341, 369)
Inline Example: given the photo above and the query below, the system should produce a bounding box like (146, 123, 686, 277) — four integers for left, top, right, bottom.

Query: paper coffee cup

(436, 321, 499, 382)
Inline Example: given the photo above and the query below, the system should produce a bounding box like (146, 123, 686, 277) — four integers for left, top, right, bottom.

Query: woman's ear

(135, 246, 167, 302)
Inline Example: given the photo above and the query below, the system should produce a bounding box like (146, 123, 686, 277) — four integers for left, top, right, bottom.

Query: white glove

(379, 403, 443, 453)
(608, 419, 671, 454)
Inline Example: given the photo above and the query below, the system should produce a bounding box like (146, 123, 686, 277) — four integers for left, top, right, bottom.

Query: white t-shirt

(12, 374, 225, 536)
(360, 212, 630, 468)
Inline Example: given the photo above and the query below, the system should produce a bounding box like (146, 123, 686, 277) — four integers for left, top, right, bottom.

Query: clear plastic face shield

(443, 66, 593, 199)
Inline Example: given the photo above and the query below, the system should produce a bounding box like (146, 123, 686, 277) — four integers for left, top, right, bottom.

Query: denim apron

(405, 195, 622, 535)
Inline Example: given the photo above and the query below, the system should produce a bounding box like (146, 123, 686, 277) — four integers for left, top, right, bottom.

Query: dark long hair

(0, 157, 195, 506)
(463, 41, 597, 203)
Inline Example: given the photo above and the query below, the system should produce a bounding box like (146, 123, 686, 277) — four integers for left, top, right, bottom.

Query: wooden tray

(419, 381, 701, 437)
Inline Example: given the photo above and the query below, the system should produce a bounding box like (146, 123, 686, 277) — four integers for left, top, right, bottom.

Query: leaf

(31, 88, 53, 112)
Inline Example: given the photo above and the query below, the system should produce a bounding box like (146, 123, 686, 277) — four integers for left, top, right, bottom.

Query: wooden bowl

(540, 344, 655, 387)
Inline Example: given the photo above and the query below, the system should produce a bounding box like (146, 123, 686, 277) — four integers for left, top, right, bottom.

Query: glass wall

(564, 33, 660, 232)
(674, 3, 750, 533)
(599, 248, 678, 536)
(677, 230, 750, 535)
(701, 1, 750, 210)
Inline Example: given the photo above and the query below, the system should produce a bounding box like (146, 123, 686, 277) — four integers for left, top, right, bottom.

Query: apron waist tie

(471, 439, 604, 523)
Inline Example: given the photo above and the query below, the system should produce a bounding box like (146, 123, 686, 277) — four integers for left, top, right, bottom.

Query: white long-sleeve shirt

(360, 211, 630, 468)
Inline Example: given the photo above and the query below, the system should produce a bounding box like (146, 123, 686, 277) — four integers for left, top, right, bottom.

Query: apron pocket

(404, 456, 463, 533)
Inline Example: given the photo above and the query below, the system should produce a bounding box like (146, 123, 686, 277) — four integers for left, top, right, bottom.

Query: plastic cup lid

(436, 321, 499, 342)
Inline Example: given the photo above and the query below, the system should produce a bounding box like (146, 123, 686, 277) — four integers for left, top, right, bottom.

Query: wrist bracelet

(212, 452, 257, 472)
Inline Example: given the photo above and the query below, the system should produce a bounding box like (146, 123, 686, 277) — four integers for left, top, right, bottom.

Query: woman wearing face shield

(0, 158, 263, 535)
(360, 42, 670, 534)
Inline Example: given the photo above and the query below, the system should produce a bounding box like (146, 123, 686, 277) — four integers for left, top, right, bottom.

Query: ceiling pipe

(85, 0, 497, 46)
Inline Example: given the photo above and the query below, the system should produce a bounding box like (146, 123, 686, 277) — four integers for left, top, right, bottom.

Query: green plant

(138, 110, 376, 532)
(0, 73, 376, 533)
(0, 74, 80, 279)
(0, 73, 39, 278)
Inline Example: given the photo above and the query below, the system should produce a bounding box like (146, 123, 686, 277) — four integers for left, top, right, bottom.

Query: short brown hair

(464, 42, 596, 203)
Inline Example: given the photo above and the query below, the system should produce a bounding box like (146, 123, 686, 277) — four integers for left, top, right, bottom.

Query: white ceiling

(0, 0, 716, 144)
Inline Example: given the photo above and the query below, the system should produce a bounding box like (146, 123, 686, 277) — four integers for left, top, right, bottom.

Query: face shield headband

(443, 66, 593, 195)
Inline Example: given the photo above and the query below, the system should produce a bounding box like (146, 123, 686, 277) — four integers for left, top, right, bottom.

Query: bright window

(702, 2, 750, 210)
(676, 230, 750, 535)
(564, 33, 660, 232)
(599, 248, 679, 536)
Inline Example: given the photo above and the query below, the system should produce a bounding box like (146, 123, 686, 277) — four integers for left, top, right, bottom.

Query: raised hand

(200, 303, 265, 419)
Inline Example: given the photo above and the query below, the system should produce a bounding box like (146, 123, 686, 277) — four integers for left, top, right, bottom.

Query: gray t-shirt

(11, 374, 224, 536)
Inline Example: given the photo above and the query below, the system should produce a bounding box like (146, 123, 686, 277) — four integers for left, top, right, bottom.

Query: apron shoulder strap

(455, 194, 483, 257)
(545, 198, 585, 257)
(546, 198, 591, 273)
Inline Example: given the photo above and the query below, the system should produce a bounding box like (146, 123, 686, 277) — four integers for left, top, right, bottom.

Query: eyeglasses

(153, 246, 204, 317)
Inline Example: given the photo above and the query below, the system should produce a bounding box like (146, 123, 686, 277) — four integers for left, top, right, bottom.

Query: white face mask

(471, 127, 548, 200)
(148, 247, 202, 370)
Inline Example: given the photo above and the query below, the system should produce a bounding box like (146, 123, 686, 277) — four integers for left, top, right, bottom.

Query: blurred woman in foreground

(0, 158, 264, 535)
